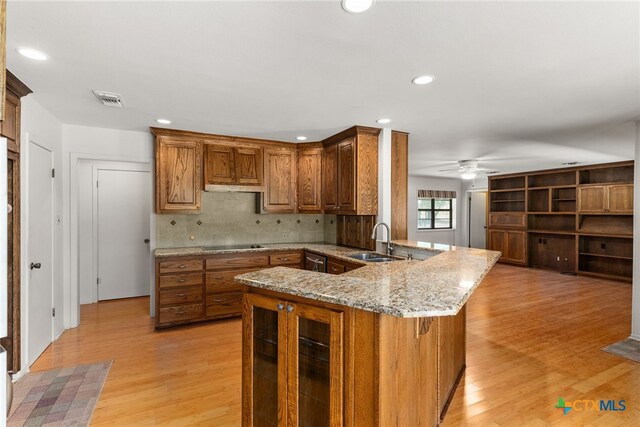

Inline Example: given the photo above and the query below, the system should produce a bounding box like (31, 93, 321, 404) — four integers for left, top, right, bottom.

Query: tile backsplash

(156, 192, 337, 248)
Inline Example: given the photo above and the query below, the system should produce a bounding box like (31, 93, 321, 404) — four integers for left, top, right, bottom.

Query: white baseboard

(11, 368, 28, 382)
(629, 334, 640, 341)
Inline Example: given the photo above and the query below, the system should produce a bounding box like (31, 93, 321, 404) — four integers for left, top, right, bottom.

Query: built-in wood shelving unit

(487, 160, 634, 282)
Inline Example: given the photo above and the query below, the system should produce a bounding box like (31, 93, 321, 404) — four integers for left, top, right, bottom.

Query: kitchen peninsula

(236, 241, 499, 427)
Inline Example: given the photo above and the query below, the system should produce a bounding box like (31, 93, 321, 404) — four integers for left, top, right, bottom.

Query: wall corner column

(632, 120, 640, 340)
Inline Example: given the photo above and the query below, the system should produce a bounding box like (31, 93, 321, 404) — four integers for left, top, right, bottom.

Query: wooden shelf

(493, 200, 525, 203)
(579, 253, 632, 261)
(578, 232, 633, 239)
(527, 185, 577, 190)
(527, 212, 575, 215)
(578, 270, 632, 282)
(552, 198, 576, 202)
(527, 229, 576, 235)
(489, 188, 526, 193)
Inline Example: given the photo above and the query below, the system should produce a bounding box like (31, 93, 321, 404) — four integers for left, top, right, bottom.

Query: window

(418, 198, 453, 230)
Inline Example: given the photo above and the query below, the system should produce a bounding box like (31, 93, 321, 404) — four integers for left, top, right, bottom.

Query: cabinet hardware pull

(280, 258, 290, 261)
(277, 303, 285, 311)
(176, 293, 186, 297)
(177, 279, 186, 283)
(178, 264, 187, 268)
(213, 276, 224, 280)
(212, 299, 227, 303)
(287, 305, 294, 313)
(176, 309, 187, 314)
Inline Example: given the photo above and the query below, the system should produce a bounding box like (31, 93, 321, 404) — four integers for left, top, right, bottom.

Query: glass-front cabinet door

(243, 294, 344, 427)
(243, 293, 288, 427)
(287, 303, 344, 427)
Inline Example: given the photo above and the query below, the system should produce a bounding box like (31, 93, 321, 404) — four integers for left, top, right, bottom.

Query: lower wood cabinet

(243, 292, 344, 427)
(242, 288, 467, 427)
(156, 251, 304, 328)
(487, 229, 526, 265)
(326, 256, 362, 275)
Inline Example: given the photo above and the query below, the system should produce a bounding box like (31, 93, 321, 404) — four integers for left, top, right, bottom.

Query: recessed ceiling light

(412, 75, 435, 85)
(376, 118, 391, 124)
(17, 47, 48, 61)
(156, 119, 171, 124)
(341, 0, 374, 14)
(296, 136, 307, 141)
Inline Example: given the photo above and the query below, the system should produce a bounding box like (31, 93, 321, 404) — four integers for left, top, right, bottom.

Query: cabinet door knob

(287, 305, 294, 313)
(277, 303, 285, 311)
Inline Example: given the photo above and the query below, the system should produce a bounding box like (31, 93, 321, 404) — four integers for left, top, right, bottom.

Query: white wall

(632, 120, 640, 341)
(20, 96, 64, 371)
(62, 124, 153, 326)
(408, 176, 463, 246)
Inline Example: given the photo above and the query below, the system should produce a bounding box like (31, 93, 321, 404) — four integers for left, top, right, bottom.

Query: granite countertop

(155, 241, 500, 318)
(154, 242, 384, 265)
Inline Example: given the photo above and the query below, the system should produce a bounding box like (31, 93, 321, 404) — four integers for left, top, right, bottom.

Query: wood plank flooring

(30, 264, 640, 426)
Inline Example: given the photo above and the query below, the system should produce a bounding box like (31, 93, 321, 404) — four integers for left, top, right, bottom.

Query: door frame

(25, 138, 55, 368)
(91, 164, 151, 302)
(69, 153, 153, 328)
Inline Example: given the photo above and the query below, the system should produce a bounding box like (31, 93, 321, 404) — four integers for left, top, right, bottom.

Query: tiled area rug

(602, 338, 640, 363)
(8, 360, 112, 427)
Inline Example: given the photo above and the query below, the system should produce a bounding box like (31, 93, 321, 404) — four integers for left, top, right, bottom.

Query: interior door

(97, 168, 151, 300)
(469, 192, 487, 249)
(28, 142, 54, 366)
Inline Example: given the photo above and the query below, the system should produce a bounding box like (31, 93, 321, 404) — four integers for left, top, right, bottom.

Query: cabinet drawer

(206, 255, 270, 271)
(206, 268, 263, 293)
(489, 212, 526, 228)
(327, 261, 345, 275)
(158, 304, 203, 324)
(206, 292, 243, 318)
(159, 272, 203, 289)
(159, 286, 202, 307)
(159, 259, 203, 274)
(270, 252, 302, 266)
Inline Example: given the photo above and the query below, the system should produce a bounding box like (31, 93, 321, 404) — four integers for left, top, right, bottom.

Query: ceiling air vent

(92, 90, 124, 108)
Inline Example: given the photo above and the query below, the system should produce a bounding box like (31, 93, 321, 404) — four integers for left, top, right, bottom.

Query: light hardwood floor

(30, 264, 640, 426)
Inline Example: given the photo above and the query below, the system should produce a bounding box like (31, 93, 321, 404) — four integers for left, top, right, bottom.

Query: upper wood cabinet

(322, 126, 380, 215)
(578, 184, 633, 213)
(260, 147, 297, 213)
(0, 71, 32, 153)
(204, 142, 262, 187)
(297, 146, 323, 212)
(155, 136, 203, 214)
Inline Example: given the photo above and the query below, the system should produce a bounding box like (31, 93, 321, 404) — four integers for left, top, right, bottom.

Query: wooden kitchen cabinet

(204, 142, 263, 186)
(297, 146, 323, 212)
(260, 147, 297, 213)
(243, 292, 344, 427)
(154, 135, 203, 214)
(578, 184, 633, 213)
(156, 259, 205, 327)
(156, 250, 304, 328)
(322, 126, 380, 215)
(488, 229, 526, 265)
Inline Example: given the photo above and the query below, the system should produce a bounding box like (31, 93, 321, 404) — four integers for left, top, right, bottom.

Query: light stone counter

(154, 241, 500, 318)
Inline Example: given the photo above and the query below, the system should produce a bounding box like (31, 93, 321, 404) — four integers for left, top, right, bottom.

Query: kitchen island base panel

(243, 288, 466, 427)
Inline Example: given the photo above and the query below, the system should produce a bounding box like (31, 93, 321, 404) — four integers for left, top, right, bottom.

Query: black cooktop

(202, 244, 264, 251)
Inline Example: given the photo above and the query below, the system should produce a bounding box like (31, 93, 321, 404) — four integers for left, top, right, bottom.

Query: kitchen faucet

(371, 222, 394, 256)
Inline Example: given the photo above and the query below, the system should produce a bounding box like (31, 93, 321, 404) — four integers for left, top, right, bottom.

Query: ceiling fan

(437, 159, 496, 180)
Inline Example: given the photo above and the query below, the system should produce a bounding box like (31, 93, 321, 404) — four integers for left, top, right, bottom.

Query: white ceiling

(6, 1, 640, 177)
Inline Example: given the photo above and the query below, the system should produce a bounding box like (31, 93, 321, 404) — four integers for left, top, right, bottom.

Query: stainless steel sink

(347, 253, 398, 262)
